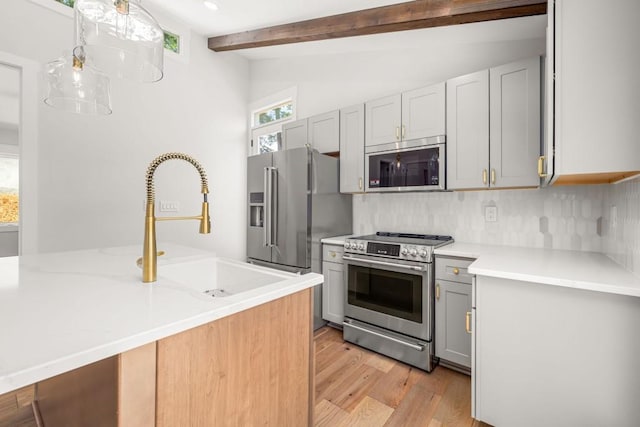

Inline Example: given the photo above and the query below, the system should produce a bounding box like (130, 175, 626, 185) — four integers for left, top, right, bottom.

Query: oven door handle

(343, 320, 426, 352)
(342, 255, 425, 272)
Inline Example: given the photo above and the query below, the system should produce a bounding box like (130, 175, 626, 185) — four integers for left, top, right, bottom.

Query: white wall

(0, 1, 249, 260)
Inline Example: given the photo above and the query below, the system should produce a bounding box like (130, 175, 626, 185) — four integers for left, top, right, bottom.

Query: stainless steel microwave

(365, 136, 446, 192)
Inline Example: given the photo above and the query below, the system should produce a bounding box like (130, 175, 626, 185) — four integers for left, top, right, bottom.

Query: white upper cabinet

(282, 118, 308, 150)
(447, 58, 541, 190)
(365, 93, 401, 147)
(447, 70, 490, 190)
(490, 57, 541, 188)
(340, 104, 365, 193)
(546, 0, 640, 185)
(308, 110, 339, 153)
(365, 82, 445, 147)
(402, 83, 446, 141)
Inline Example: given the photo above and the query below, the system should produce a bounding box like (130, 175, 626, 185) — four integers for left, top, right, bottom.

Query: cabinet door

(489, 57, 541, 188)
(446, 70, 489, 190)
(553, 0, 640, 180)
(339, 104, 365, 193)
(435, 279, 472, 368)
(308, 110, 339, 153)
(365, 93, 401, 147)
(322, 260, 345, 324)
(282, 118, 308, 150)
(402, 82, 445, 140)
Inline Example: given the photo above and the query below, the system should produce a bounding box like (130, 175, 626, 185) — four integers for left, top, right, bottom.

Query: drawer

(323, 244, 344, 263)
(435, 256, 474, 284)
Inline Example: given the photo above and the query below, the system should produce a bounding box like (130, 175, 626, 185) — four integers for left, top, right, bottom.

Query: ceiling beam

(208, 0, 547, 52)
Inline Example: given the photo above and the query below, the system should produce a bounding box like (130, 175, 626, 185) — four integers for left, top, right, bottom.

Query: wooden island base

(0, 288, 314, 427)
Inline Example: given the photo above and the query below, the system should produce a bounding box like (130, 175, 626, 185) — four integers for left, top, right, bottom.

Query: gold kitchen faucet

(141, 153, 210, 282)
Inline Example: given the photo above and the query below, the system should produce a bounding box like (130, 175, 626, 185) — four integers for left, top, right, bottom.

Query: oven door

(365, 138, 445, 192)
(343, 254, 433, 341)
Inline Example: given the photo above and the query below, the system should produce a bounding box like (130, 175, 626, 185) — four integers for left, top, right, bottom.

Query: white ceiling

(147, 0, 414, 37)
(145, 0, 547, 60)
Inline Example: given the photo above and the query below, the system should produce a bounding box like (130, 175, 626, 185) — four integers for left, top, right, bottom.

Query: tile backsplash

(353, 178, 640, 276)
(601, 178, 640, 275)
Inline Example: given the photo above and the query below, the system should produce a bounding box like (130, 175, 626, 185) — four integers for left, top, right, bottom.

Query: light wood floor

(314, 326, 489, 427)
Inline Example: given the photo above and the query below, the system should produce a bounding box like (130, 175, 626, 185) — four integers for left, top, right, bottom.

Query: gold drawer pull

(436, 283, 440, 301)
(452, 267, 459, 275)
(330, 251, 336, 258)
(466, 312, 472, 334)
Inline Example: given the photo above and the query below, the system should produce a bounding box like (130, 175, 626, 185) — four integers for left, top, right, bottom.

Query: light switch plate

(485, 206, 498, 222)
(160, 201, 180, 213)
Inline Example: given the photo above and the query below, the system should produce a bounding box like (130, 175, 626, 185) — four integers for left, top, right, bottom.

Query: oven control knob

(419, 250, 428, 258)
(344, 243, 350, 250)
(357, 243, 365, 251)
(409, 249, 418, 257)
(350, 242, 358, 250)
(401, 248, 408, 255)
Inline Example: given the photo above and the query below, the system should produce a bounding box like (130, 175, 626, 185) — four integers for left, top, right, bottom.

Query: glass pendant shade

(44, 48, 112, 115)
(75, 0, 164, 83)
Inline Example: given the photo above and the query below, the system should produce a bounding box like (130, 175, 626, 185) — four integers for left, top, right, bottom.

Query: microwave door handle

(342, 255, 425, 272)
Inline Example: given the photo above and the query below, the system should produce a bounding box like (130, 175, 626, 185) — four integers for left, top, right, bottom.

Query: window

(249, 88, 297, 156)
(163, 31, 180, 54)
(254, 101, 293, 127)
(0, 155, 19, 224)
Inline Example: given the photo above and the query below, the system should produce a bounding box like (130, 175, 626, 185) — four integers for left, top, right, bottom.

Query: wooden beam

(208, 0, 547, 52)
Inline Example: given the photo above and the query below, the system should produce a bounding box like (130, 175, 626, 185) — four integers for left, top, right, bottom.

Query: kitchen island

(0, 244, 322, 425)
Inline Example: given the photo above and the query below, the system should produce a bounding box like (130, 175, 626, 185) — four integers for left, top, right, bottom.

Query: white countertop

(435, 242, 640, 298)
(0, 244, 322, 395)
(321, 234, 354, 245)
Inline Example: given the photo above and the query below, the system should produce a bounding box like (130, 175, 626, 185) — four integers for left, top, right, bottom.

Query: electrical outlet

(485, 206, 498, 222)
(160, 200, 180, 213)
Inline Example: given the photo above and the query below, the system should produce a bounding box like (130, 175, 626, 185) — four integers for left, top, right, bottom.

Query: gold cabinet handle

(452, 267, 459, 275)
(538, 156, 547, 177)
(395, 126, 400, 140)
(401, 125, 406, 139)
(436, 283, 440, 301)
(330, 251, 336, 258)
(491, 168, 496, 185)
(482, 169, 488, 185)
(466, 311, 472, 334)
(359, 177, 363, 190)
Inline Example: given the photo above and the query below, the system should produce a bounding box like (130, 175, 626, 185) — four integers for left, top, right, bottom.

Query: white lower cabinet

(435, 256, 474, 371)
(322, 244, 345, 324)
(474, 275, 640, 426)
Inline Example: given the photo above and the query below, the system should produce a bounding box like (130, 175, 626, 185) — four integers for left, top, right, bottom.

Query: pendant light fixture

(44, 47, 112, 115)
(43, 0, 164, 115)
(74, 0, 164, 83)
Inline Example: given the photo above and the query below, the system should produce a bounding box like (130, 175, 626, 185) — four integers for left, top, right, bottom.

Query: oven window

(368, 146, 440, 188)
(347, 265, 422, 323)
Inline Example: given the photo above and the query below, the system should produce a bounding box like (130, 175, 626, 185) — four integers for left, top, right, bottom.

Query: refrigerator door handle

(271, 167, 278, 246)
(264, 167, 272, 247)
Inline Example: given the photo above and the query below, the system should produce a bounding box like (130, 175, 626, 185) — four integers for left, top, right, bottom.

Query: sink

(157, 257, 293, 297)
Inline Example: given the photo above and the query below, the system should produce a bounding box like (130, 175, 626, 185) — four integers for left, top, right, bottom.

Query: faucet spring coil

(145, 152, 209, 203)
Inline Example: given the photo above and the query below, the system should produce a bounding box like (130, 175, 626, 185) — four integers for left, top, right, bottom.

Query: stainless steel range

(342, 232, 453, 372)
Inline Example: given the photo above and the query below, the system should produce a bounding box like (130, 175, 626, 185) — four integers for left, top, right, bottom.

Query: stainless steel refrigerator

(247, 147, 352, 329)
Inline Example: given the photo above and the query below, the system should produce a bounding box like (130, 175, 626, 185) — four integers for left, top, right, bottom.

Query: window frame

(249, 87, 297, 156)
